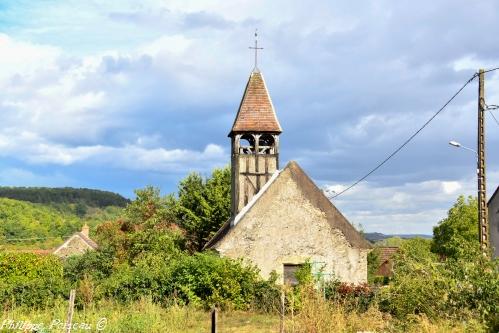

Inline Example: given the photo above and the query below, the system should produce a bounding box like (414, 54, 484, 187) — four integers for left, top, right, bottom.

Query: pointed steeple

(229, 71, 282, 135)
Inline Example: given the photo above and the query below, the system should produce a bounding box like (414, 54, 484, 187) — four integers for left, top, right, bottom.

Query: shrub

(96, 252, 264, 310)
(251, 271, 281, 313)
(98, 254, 173, 304)
(0, 253, 67, 308)
(169, 252, 261, 309)
(64, 249, 116, 283)
(323, 280, 376, 312)
(378, 238, 448, 319)
(443, 253, 499, 330)
(380, 237, 499, 330)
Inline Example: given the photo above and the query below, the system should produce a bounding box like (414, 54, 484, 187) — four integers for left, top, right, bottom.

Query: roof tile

(230, 71, 282, 134)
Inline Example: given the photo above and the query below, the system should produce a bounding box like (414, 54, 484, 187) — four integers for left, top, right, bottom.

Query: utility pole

(477, 69, 489, 252)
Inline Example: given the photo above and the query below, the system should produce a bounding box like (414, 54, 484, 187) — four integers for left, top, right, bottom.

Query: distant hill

(0, 187, 130, 208)
(364, 232, 432, 243)
(0, 196, 123, 250)
(0, 197, 81, 244)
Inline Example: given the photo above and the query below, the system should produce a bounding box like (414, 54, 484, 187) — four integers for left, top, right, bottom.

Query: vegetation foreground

(0, 170, 498, 332)
(1, 297, 488, 333)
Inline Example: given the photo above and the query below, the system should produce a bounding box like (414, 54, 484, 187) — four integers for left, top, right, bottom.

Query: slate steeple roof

(229, 70, 282, 135)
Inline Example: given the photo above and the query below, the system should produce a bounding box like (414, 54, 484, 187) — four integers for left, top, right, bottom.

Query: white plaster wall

(215, 171, 368, 284)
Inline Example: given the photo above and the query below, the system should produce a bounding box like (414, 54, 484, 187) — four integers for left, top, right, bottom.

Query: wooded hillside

(0, 187, 130, 207)
(0, 198, 123, 249)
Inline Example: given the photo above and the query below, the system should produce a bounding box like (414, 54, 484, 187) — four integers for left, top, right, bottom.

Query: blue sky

(1, 0, 499, 234)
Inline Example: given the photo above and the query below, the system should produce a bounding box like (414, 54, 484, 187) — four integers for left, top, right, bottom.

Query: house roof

(204, 161, 371, 250)
(229, 70, 282, 135)
(53, 232, 98, 255)
(377, 246, 399, 263)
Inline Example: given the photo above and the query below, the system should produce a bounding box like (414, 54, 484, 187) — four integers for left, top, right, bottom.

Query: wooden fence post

(211, 306, 217, 333)
(65, 289, 76, 333)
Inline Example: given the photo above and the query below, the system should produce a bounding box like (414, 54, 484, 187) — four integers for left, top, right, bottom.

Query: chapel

(205, 61, 371, 284)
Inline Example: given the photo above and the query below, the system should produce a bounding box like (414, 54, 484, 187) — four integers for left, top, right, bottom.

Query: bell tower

(229, 69, 282, 218)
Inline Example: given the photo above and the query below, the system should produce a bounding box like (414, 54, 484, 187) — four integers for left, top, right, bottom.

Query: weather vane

(249, 29, 263, 71)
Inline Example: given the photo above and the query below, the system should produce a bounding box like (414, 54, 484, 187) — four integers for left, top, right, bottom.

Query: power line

(488, 110, 499, 127)
(330, 69, 496, 199)
(483, 67, 499, 74)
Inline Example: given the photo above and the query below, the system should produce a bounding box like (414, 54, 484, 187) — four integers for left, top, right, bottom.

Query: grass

(1, 297, 487, 333)
(1, 299, 280, 333)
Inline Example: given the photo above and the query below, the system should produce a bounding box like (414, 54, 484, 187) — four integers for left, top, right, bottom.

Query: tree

(431, 195, 479, 259)
(174, 167, 231, 251)
(95, 186, 185, 263)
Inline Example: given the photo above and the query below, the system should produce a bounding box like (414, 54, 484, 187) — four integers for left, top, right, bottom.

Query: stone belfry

(229, 67, 282, 217)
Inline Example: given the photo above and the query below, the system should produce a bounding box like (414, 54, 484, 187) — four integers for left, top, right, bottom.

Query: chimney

(81, 223, 89, 237)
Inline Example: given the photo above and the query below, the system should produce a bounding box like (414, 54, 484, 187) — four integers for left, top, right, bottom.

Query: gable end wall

(214, 167, 368, 284)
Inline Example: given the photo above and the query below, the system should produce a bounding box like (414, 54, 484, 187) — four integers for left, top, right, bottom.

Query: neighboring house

(205, 68, 371, 284)
(374, 247, 399, 277)
(53, 224, 98, 258)
(489, 186, 499, 258)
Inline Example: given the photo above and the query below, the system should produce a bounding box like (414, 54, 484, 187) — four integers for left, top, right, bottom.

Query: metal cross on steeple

(249, 30, 263, 71)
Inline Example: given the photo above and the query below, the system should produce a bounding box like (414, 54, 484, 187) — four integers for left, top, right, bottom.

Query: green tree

(380, 238, 447, 319)
(124, 186, 175, 229)
(431, 195, 479, 259)
(96, 186, 184, 263)
(174, 167, 231, 251)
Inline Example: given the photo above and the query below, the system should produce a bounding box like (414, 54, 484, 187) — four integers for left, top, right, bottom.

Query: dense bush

(324, 281, 375, 312)
(168, 252, 260, 309)
(0, 253, 67, 308)
(378, 239, 447, 319)
(98, 256, 172, 304)
(379, 237, 499, 330)
(64, 249, 116, 283)
(95, 252, 264, 310)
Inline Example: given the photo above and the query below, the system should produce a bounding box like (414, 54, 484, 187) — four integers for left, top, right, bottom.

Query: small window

(283, 264, 303, 286)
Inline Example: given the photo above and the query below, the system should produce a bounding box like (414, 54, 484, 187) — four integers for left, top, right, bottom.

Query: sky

(1, 0, 499, 234)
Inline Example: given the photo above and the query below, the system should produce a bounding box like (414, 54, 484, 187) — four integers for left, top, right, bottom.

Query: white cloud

(0, 33, 61, 81)
(441, 181, 462, 194)
(0, 131, 225, 172)
(323, 170, 499, 234)
(0, 32, 235, 177)
(2, 1, 499, 235)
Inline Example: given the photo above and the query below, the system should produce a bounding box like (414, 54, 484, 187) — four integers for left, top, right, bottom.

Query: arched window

(258, 134, 275, 154)
(239, 134, 255, 154)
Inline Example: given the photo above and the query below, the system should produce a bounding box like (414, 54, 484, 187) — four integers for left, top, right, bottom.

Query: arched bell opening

(258, 134, 276, 154)
(239, 134, 256, 154)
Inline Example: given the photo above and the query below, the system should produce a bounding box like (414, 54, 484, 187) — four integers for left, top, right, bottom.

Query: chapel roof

(204, 161, 371, 250)
(229, 70, 282, 135)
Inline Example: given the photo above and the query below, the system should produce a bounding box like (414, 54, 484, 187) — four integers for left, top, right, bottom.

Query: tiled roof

(76, 232, 99, 249)
(230, 70, 282, 134)
(377, 247, 399, 263)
